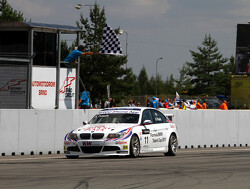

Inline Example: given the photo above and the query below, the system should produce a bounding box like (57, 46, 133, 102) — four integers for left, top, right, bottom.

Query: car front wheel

(129, 135, 140, 158)
(164, 134, 178, 156)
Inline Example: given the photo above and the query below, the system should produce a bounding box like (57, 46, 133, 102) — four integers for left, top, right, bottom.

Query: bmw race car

(64, 107, 179, 158)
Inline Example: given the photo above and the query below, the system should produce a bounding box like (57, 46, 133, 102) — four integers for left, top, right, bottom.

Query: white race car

(64, 107, 179, 158)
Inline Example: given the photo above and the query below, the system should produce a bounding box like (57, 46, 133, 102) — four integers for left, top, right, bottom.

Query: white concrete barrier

(0, 109, 250, 156)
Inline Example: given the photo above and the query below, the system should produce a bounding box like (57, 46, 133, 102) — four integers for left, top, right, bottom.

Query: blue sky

(8, 0, 250, 79)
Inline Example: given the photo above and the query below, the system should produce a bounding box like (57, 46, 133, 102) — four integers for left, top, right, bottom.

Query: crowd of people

(79, 92, 229, 110)
(144, 97, 229, 110)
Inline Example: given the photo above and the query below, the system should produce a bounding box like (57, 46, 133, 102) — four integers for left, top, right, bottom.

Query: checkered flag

(99, 24, 123, 56)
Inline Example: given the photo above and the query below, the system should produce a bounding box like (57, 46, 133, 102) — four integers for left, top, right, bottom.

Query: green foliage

(164, 74, 175, 95)
(186, 34, 232, 96)
(77, 3, 136, 106)
(213, 55, 235, 96)
(175, 63, 193, 94)
(0, 0, 25, 22)
(148, 76, 156, 95)
(60, 40, 70, 60)
(137, 65, 150, 94)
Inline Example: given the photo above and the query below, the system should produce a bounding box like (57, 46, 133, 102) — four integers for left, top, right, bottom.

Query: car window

(150, 110, 166, 124)
(89, 114, 139, 124)
(141, 110, 153, 124)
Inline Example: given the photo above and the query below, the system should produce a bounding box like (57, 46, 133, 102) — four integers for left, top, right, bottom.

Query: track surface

(1, 147, 250, 189)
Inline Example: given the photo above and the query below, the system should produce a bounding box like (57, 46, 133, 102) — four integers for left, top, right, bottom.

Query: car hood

(74, 123, 138, 133)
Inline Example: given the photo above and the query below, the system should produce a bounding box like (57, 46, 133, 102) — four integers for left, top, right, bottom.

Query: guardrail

(0, 109, 249, 156)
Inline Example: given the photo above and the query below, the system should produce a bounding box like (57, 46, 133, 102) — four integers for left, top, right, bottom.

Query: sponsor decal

(123, 145, 128, 150)
(115, 141, 127, 145)
(82, 142, 92, 146)
(150, 132, 163, 137)
(142, 129, 150, 134)
(82, 126, 111, 132)
(155, 117, 162, 122)
(100, 110, 140, 114)
(170, 125, 175, 128)
(152, 138, 166, 143)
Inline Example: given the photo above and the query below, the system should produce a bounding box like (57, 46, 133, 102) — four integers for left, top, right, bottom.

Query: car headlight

(107, 132, 126, 139)
(68, 133, 78, 140)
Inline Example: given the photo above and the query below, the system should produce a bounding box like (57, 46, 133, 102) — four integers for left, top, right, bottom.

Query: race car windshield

(89, 114, 139, 124)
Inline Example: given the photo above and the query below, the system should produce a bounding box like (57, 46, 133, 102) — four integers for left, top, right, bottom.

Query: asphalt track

(0, 147, 250, 189)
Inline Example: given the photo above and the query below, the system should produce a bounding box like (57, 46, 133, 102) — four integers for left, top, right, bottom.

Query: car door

(140, 109, 154, 152)
(149, 109, 168, 149)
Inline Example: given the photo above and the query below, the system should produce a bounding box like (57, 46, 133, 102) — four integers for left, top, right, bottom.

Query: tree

(186, 34, 229, 95)
(0, 0, 25, 22)
(76, 3, 136, 106)
(148, 76, 156, 95)
(60, 40, 71, 60)
(214, 55, 235, 96)
(156, 74, 164, 96)
(175, 63, 193, 94)
(164, 74, 175, 95)
(137, 66, 149, 95)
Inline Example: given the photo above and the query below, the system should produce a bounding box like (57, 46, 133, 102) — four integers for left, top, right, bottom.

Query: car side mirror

(143, 120, 153, 125)
(83, 121, 88, 125)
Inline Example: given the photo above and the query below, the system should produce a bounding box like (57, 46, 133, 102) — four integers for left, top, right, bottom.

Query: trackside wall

(0, 109, 250, 156)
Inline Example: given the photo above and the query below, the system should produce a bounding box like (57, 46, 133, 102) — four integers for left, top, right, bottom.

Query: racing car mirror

(143, 120, 153, 125)
(82, 121, 88, 125)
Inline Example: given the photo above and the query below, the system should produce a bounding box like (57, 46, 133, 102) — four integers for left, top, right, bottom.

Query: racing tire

(66, 155, 79, 159)
(164, 134, 178, 156)
(129, 135, 140, 158)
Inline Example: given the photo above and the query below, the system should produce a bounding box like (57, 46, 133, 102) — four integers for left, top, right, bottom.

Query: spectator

(196, 100, 203, 109)
(79, 85, 93, 109)
(163, 100, 169, 108)
(137, 102, 141, 107)
(158, 99, 163, 108)
(168, 99, 174, 109)
(150, 96, 158, 109)
(105, 98, 112, 108)
(110, 98, 116, 107)
(128, 100, 133, 107)
(202, 101, 207, 109)
(131, 100, 136, 107)
(220, 100, 228, 110)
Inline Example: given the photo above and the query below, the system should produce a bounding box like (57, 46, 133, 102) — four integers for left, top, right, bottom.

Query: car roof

(101, 107, 155, 111)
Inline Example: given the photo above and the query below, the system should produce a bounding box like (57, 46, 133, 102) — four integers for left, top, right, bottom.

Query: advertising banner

(59, 68, 76, 109)
(0, 63, 28, 109)
(32, 67, 56, 109)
